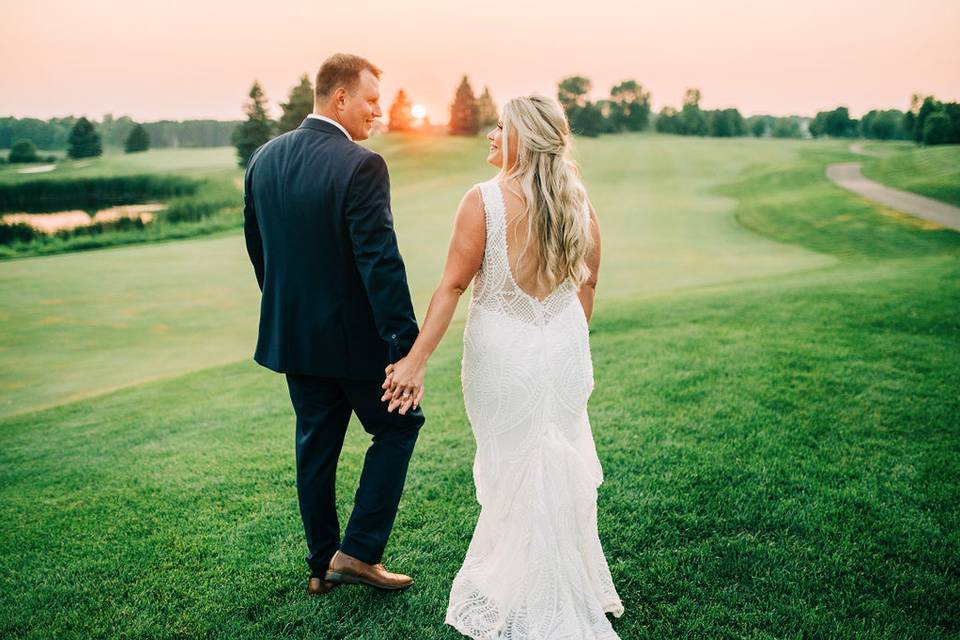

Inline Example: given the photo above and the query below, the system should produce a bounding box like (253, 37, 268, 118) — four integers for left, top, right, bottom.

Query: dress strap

(480, 178, 509, 244)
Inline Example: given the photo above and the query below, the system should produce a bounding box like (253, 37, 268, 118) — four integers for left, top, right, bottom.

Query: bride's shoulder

(458, 183, 485, 214)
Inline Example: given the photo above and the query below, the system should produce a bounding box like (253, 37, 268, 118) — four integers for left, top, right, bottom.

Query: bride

(382, 94, 624, 639)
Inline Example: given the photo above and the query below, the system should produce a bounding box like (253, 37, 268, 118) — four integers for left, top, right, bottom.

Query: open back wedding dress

(445, 179, 624, 640)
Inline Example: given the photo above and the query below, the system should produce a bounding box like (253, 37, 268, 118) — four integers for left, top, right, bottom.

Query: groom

(242, 53, 424, 595)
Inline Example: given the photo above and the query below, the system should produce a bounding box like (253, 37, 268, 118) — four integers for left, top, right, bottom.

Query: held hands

(381, 355, 426, 414)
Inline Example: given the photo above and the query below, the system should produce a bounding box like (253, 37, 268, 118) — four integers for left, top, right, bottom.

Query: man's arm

(344, 153, 418, 362)
(243, 159, 265, 291)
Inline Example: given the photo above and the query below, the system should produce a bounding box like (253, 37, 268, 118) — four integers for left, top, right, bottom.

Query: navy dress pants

(285, 373, 425, 577)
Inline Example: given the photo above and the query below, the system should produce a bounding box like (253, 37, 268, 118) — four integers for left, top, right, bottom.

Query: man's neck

(308, 110, 353, 141)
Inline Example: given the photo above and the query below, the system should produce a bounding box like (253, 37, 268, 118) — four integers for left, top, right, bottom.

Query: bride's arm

(382, 186, 486, 413)
(578, 199, 602, 324)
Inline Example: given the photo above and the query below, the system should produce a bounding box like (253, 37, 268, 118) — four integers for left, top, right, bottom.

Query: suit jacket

(242, 117, 419, 379)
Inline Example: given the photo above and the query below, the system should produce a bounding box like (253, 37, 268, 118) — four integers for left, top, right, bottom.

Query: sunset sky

(2, 0, 958, 124)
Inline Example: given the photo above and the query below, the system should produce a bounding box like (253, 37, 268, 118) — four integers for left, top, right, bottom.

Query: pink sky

(2, 0, 958, 123)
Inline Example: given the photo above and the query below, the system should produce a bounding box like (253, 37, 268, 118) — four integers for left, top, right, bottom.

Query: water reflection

(2, 203, 164, 233)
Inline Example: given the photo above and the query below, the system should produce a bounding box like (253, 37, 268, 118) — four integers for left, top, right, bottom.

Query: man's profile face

(338, 69, 382, 140)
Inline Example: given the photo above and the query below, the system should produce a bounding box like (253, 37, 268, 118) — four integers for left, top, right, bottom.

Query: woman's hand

(381, 356, 426, 414)
(378, 186, 485, 416)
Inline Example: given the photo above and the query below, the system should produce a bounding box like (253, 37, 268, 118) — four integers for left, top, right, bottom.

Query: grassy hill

(0, 133, 957, 639)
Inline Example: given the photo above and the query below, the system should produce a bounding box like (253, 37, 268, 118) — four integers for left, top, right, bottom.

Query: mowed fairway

(1, 135, 958, 639)
(0, 135, 832, 417)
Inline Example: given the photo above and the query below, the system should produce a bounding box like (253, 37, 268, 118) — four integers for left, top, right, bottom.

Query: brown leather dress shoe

(324, 549, 414, 590)
(307, 576, 338, 595)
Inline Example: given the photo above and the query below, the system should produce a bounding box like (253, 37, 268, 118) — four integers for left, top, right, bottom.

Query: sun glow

(411, 104, 427, 119)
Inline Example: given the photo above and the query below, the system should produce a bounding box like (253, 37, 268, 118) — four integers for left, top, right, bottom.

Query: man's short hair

(315, 53, 382, 102)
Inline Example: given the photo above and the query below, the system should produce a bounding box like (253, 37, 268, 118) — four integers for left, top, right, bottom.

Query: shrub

(9, 139, 40, 163)
(0, 222, 35, 244)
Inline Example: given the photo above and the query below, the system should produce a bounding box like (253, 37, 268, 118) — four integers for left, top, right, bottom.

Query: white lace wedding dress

(445, 179, 624, 639)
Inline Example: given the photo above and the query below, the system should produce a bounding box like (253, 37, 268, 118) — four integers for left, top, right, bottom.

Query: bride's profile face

(486, 120, 518, 170)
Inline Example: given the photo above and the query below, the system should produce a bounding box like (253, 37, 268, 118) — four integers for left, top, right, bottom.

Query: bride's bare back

(499, 180, 556, 301)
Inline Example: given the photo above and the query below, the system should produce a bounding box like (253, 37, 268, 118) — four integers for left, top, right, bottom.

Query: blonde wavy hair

(499, 94, 593, 292)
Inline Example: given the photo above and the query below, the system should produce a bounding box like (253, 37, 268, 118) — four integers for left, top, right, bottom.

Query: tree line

(807, 95, 959, 144)
(228, 74, 959, 166)
(2, 117, 155, 164)
(13, 73, 954, 167)
(0, 116, 238, 157)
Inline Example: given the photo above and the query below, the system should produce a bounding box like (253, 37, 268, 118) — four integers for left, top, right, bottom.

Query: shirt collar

(306, 113, 353, 141)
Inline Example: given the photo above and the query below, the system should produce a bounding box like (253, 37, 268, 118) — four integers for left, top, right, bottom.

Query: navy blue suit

(243, 116, 424, 575)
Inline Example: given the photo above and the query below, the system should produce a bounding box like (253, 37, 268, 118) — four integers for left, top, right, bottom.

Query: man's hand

(381, 358, 425, 415)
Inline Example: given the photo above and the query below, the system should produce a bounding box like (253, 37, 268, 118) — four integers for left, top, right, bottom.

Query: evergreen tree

(67, 117, 102, 159)
(8, 139, 39, 163)
(388, 89, 413, 132)
(476, 87, 499, 129)
(124, 124, 150, 153)
(232, 80, 274, 167)
(278, 74, 314, 134)
(449, 76, 479, 135)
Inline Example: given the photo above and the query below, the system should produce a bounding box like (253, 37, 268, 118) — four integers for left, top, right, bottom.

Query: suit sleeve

(243, 159, 265, 292)
(344, 153, 419, 363)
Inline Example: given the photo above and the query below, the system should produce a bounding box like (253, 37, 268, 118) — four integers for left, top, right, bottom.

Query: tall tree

(67, 117, 102, 159)
(558, 76, 591, 113)
(902, 93, 923, 140)
(388, 89, 413, 132)
(609, 80, 651, 132)
(278, 74, 314, 134)
(449, 76, 479, 135)
(232, 80, 274, 167)
(679, 88, 707, 136)
(811, 107, 855, 138)
(570, 103, 605, 137)
(922, 112, 954, 145)
(825, 107, 855, 137)
(915, 96, 941, 144)
(124, 124, 150, 153)
(476, 87, 499, 129)
(943, 103, 960, 144)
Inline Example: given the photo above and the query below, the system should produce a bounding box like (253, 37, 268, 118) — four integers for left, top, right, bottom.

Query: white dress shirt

(306, 113, 352, 141)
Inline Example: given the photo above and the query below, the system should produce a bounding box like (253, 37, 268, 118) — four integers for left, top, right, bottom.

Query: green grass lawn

(0, 147, 237, 184)
(1, 134, 958, 639)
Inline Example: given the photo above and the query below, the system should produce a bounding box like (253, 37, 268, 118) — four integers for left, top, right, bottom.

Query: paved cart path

(826, 161, 960, 231)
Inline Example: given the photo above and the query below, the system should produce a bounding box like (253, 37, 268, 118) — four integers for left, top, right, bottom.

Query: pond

(2, 203, 164, 233)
